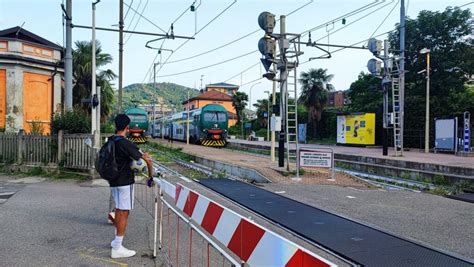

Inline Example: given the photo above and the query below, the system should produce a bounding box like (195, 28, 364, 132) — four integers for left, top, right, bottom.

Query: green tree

(72, 40, 116, 120)
(388, 7, 474, 130)
(231, 92, 248, 123)
(347, 72, 383, 112)
(298, 68, 334, 138)
(253, 99, 270, 128)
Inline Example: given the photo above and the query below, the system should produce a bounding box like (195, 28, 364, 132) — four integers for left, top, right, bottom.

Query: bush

(101, 122, 115, 133)
(51, 108, 91, 134)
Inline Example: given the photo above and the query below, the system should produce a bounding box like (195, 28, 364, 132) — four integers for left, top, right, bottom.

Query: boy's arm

(142, 153, 153, 178)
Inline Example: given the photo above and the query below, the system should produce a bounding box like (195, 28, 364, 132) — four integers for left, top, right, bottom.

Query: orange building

(0, 26, 63, 134)
(183, 90, 238, 126)
(205, 82, 239, 95)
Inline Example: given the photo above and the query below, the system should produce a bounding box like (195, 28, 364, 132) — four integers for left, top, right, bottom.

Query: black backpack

(95, 136, 124, 182)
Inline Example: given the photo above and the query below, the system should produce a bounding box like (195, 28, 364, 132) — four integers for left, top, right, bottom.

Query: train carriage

(125, 107, 149, 144)
(153, 104, 228, 147)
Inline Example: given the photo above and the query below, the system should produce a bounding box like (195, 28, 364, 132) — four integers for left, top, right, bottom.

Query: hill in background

(122, 82, 200, 111)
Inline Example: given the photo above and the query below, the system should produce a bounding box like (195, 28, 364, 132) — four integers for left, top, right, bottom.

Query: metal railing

(134, 177, 240, 266)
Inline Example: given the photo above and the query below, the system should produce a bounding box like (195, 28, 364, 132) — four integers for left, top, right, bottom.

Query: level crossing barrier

(134, 174, 338, 266)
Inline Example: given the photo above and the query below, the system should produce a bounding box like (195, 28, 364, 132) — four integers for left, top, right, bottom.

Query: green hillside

(122, 82, 200, 111)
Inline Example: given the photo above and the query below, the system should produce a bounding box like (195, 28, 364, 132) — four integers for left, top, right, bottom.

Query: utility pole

(399, 0, 406, 155)
(271, 59, 276, 162)
(187, 88, 190, 145)
(420, 48, 431, 153)
(278, 15, 287, 168)
(92, 0, 101, 148)
(200, 75, 204, 91)
(153, 63, 158, 137)
(118, 0, 124, 113)
(382, 40, 389, 156)
(264, 90, 270, 141)
(64, 0, 73, 110)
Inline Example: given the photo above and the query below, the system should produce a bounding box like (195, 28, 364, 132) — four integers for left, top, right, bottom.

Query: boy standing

(109, 114, 153, 258)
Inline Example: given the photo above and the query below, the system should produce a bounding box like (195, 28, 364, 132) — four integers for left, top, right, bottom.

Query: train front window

(128, 114, 147, 123)
(204, 112, 226, 122)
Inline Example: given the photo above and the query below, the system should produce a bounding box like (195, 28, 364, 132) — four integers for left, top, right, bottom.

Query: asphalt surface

(260, 182, 474, 261)
(200, 179, 473, 267)
(0, 175, 162, 267)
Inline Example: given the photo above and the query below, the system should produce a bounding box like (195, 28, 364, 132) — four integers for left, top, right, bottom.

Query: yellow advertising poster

(337, 113, 375, 145)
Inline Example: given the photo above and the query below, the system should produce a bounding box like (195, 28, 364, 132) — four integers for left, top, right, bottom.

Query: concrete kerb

(192, 155, 271, 183)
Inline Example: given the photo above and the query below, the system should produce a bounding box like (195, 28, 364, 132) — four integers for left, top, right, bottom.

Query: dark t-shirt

(109, 136, 142, 187)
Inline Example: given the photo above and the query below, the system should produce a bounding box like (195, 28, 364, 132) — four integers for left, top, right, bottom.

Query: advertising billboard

(337, 113, 375, 145)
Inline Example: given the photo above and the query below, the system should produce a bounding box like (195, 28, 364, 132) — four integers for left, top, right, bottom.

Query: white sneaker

(111, 246, 136, 258)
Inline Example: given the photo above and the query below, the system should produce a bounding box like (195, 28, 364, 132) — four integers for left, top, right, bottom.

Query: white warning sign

(299, 150, 333, 168)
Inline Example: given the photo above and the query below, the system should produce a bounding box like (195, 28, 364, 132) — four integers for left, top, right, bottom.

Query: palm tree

(299, 68, 334, 138)
(72, 40, 116, 120)
(231, 92, 248, 123)
(253, 99, 270, 128)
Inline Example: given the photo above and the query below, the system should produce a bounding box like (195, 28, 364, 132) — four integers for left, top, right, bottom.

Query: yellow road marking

(79, 252, 128, 267)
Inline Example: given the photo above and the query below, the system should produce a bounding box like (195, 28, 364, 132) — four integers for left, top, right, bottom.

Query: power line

(123, 0, 134, 22)
(143, 0, 237, 83)
(124, 0, 149, 44)
(155, 50, 258, 78)
(164, 0, 381, 66)
(369, 0, 399, 40)
(224, 62, 260, 83)
(154, 0, 238, 75)
(140, 1, 209, 84)
(123, 1, 167, 34)
(124, 0, 141, 32)
(224, 1, 394, 84)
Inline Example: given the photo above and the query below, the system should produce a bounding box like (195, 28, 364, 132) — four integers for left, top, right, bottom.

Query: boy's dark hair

(115, 114, 130, 131)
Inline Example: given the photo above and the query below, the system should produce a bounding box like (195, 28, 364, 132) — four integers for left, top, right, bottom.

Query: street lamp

(264, 90, 270, 141)
(420, 48, 430, 153)
(249, 82, 261, 112)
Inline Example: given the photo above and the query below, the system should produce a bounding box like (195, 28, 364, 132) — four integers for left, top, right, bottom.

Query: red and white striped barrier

(175, 183, 337, 267)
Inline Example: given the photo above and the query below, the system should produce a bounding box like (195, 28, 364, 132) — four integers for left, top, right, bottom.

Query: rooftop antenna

(15, 22, 25, 38)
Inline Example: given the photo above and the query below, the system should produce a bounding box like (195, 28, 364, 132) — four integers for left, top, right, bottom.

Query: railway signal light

(258, 12, 277, 80)
(367, 58, 382, 76)
(258, 12, 275, 34)
(368, 38, 382, 56)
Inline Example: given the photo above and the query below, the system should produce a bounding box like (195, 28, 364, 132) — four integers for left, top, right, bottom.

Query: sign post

(298, 148, 335, 180)
(464, 111, 471, 152)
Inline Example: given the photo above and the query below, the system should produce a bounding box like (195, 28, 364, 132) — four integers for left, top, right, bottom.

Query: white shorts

(111, 184, 134, 210)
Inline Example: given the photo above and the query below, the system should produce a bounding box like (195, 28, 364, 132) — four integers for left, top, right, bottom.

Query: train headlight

(214, 124, 218, 128)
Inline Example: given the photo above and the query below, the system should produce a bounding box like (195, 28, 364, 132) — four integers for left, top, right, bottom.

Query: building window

(0, 41, 7, 51)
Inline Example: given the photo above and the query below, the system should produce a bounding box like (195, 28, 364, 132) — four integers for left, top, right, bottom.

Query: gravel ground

(0, 175, 164, 267)
(260, 182, 474, 261)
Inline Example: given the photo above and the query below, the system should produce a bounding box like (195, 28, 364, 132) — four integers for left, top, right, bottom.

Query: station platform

(200, 179, 473, 267)
(228, 139, 474, 181)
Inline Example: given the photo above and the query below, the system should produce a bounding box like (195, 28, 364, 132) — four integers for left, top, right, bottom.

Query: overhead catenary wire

(123, 0, 167, 34)
(124, 0, 149, 44)
(221, 1, 395, 84)
(163, 0, 382, 66)
(123, 0, 134, 22)
(142, 0, 237, 84)
(124, 0, 142, 33)
(368, 0, 400, 41)
(155, 50, 259, 78)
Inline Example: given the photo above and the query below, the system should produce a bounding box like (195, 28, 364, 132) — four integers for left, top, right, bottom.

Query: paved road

(261, 182, 474, 261)
(0, 175, 163, 267)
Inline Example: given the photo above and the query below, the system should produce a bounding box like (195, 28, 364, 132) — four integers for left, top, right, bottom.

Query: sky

(1, 0, 472, 108)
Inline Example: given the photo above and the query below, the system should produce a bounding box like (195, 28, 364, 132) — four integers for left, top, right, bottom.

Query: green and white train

(152, 104, 228, 147)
